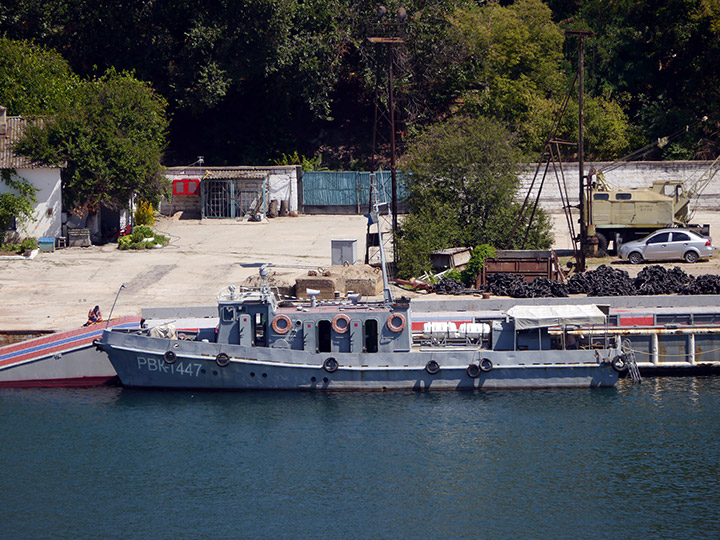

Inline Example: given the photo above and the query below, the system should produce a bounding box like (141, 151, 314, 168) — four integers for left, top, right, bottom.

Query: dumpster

(38, 237, 55, 252)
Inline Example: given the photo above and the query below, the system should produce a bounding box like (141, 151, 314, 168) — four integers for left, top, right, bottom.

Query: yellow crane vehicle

(585, 154, 720, 255)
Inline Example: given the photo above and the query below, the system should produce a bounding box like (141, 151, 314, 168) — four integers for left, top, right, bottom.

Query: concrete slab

(2, 212, 719, 331)
(0, 215, 370, 331)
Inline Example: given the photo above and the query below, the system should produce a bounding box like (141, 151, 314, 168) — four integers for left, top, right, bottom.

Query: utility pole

(566, 30, 594, 273)
(367, 5, 407, 267)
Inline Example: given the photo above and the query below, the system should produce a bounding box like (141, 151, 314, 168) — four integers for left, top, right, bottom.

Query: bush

(118, 226, 168, 250)
(460, 244, 496, 286)
(0, 242, 21, 253)
(20, 237, 38, 251)
(134, 200, 155, 226)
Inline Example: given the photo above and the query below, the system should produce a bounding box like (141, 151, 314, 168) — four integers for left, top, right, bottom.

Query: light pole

(367, 5, 407, 238)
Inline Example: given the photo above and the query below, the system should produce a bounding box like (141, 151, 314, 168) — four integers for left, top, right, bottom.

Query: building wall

(521, 160, 720, 211)
(0, 168, 62, 239)
(164, 166, 300, 217)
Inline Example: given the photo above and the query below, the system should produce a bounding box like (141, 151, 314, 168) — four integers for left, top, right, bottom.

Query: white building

(0, 107, 63, 240)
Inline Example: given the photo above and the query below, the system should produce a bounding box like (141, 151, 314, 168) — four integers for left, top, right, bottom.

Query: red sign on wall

(173, 178, 200, 196)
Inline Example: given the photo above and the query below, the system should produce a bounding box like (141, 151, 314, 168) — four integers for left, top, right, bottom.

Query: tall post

(388, 43, 398, 237)
(565, 30, 593, 272)
(577, 33, 586, 272)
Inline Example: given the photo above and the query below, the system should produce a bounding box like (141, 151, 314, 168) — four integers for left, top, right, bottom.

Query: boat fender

(163, 350, 177, 364)
(323, 357, 339, 373)
(466, 363, 481, 378)
(331, 314, 351, 334)
(425, 360, 440, 375)
(479, 358, 493, 372)
(216, 353, 231, 367)
(611, 355, 628, 372)
(271, 314, 292, 335)
(387, 313, 406, 333)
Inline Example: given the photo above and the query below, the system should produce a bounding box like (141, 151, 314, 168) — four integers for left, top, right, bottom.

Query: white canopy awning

(506, 304, 607, 330)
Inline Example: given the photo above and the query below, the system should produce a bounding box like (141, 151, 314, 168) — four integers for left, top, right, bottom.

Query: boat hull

(100, 331, 619, 391)
(0, 317, 141, 388)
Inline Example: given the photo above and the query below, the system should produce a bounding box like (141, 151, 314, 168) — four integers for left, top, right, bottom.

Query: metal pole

(106, 283, 126, 328)
(577, 33, 587, 272)
(388, 43, 398, 237)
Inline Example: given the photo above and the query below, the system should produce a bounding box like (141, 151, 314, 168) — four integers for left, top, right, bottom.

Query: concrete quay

(2, 211, 720, 332)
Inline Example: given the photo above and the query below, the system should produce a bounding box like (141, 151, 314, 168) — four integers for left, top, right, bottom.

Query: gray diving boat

(97, 273, 626, 391)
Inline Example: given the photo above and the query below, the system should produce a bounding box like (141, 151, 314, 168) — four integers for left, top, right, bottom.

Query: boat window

(318, 320, 332, 353)
(615, 193, 632, 200)
(593, 193, 609, 201)
(222, 306, 234, 322)
(365, 319, 379, 353)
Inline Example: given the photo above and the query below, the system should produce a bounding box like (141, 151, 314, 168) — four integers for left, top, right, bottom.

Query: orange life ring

(331, 314, 351, 334)
(387, 313, 406, 333)
(271, 314, 292, 334)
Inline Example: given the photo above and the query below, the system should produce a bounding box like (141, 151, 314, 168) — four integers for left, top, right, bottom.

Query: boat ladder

(622, 339, 642, 383)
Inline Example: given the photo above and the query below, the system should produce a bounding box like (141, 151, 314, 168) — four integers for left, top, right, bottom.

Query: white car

(618, 228, 715, 264)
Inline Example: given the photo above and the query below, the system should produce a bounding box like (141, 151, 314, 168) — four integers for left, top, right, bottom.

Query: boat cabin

(215, 287, 412, 354)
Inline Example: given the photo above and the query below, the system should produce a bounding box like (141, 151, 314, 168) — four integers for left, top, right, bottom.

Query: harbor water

(2, 378, 719, 539)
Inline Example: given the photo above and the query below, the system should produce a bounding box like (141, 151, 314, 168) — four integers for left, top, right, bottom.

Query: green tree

(15, 68, 169, 211)
(0, 37, 78, 115)
(396, 115, 552, 278)
(571, 0, 720, 158)
(0, 170, 37, 245)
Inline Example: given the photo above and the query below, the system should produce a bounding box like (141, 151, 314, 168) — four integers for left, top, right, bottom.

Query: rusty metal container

(477, 250, 564, 286)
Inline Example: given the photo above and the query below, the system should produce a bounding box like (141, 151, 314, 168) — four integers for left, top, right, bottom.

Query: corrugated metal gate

(202, 178, 265, 219)
(302, 171, 404, 211)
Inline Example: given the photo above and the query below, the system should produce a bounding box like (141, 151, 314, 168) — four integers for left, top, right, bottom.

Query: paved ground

(2, 211, 720, 331)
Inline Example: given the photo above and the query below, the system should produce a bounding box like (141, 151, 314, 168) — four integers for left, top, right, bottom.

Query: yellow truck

(586, 157, 719, 254)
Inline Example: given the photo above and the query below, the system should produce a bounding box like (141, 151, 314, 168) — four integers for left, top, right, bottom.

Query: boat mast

(371, 201, 394, 304)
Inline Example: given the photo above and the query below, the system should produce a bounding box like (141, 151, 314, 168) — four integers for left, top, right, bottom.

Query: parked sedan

(618, 228, 715, 264)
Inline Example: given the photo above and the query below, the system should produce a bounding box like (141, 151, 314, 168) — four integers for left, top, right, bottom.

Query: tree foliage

(396, 115, 553, 278)
(570, 0, 720, 158)
(15, 68, 169, 211)
(0, 169, 37, 245)
(1, 0, 716, 164)
(0, 37, 77, 115)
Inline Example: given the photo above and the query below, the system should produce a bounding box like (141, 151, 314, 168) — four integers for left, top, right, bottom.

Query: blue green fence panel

(303, 171, 406, 208)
